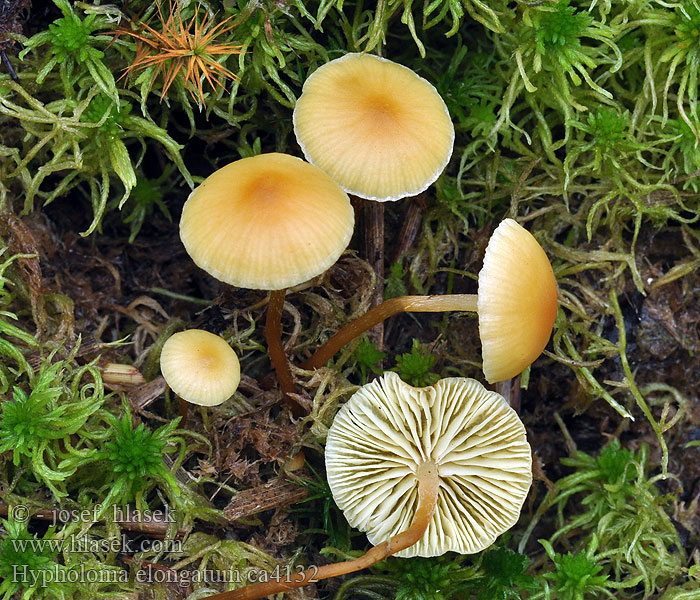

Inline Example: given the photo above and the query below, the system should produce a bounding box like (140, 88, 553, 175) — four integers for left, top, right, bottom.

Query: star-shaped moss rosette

(116, 0, 244, 106)
(93, 404, 182, 511)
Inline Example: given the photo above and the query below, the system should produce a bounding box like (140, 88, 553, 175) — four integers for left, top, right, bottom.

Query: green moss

(660, 117, 700, 189)
(80, 94, 132, 139)
(672, 0, 700, 44)
(385, 261, 409, 299)
(291, 462, 352, 550)
(523, 442, 685, 597)
(351, 336, 386, 383)
(118, 168, 173, 243)
(393, 339, 440, 388)
(0, 353, 105, 499)
(587, 108, 629, 151)
(47, 6, 100, 59)
(540, 539, 613, 600)
(0, 517, 64, 600)
(473, 547, 536, 600)
(395, 556, 462, 600)
(595, 439, 636, 485)
(0, 82, 192, 236)
(536, 1, 593, 54)
(19, 0, 117, 100)
(90, 402, 182, 510)
(0, 251, 38, 392)
(106, 416, 172, 486)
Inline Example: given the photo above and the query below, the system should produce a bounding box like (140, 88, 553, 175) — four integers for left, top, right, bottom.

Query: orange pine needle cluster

(118, 2, 244, 105)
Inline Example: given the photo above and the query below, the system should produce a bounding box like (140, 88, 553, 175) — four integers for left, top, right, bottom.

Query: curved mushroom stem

(300, 294, 478, 370)
(265, 289, 304, 417)
(203, 461, 440, 600)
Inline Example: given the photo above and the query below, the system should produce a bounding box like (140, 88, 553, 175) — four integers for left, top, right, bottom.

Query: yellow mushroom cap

(160, 329, 241, 407)
(477, 219, 558, 383)
(293, 53, 455, 202)
(180, 153, 354, 290)
(326, 372, 532, 557)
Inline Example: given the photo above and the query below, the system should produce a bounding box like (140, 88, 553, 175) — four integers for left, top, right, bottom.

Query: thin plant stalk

(362, 200, 385, 350)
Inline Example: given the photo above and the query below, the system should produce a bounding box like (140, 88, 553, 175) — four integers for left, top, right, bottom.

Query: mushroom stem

(178, 398, 189, 424)
(204, 461, 440, 600)
(300, 294, 478, 370)
(265, 289, 304, 416)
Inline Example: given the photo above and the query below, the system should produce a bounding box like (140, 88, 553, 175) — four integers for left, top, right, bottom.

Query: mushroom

(179, 153, 354, 414)
(327, 372, 532, 556)
(300, 218, 558, 383)
(293, 53, 455, 342)
(160, 329, 240, 415)
(204, 372, 531, 600)
(293, 53, 455, 202)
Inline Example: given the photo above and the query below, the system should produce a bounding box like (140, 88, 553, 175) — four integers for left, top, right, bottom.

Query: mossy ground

(1, 0, 699, 599)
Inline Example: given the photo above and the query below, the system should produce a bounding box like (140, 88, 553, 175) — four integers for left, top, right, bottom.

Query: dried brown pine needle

(117, 1, 244, 105)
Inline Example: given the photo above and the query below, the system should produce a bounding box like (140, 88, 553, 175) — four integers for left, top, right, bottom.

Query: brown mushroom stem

(178, 398, 189, 424)
(204, 461, 440, 600)
(265, 289, 304, 417)
(300, 294, 479, 370)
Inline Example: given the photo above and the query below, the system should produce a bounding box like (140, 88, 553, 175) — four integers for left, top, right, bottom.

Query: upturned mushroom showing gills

(160, 329, 240, 407)
(203, 372, 531, 600)
(179, 153, 354, 414)
(293, 53, 455, 202)
(300, 218, 558, 383)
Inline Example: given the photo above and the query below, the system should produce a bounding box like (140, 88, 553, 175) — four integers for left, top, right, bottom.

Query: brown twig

(385, 197, 425, 344)
(391, 196, 424, 264)
(360, 200, 385, 351)
(223, 477, 309, 522)
(129, 376, 168, 412)
(494, 376, 521, 413)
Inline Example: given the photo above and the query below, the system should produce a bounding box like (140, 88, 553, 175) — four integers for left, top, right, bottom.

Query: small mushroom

(179, 153, 354, 413)
(294, 53, 454, 334)
(293, 53, 455, 202)
(205, 372, 531, 600)
(160, 329, 240, 408)
(477, 218, 558, 382)
(327, 372, 532, 556)
(300, 218, 558, 382)
(160, 329, 240, 423)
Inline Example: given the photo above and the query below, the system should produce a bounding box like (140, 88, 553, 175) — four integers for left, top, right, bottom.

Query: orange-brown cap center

(245, 175, 285, 206)
(364, 96, 399, 130)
